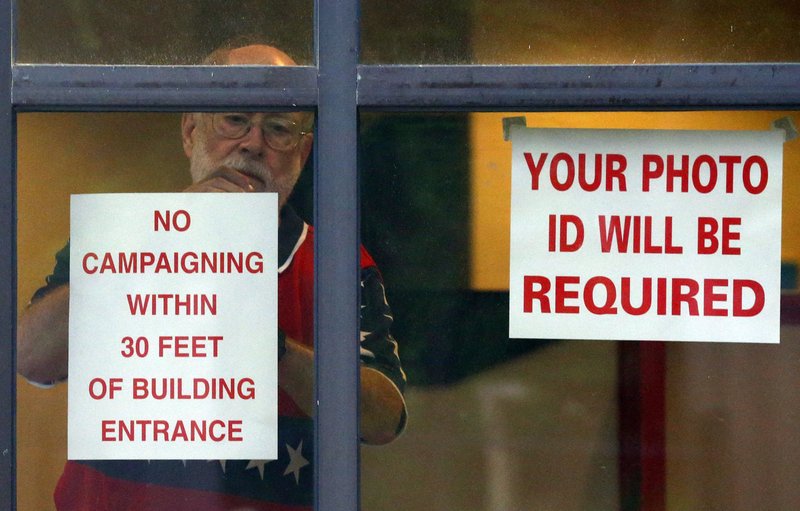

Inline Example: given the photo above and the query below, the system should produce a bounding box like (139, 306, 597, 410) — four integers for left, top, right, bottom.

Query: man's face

(185, 111, 312, 207)
(180, 45, 313, 207)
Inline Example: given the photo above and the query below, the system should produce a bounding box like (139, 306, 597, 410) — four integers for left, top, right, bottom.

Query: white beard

(189, 134, 300, 208)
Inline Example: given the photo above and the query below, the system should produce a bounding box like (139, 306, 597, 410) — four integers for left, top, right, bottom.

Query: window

(358, 110, 800, 510)
(17, 0, 314, 64)
(361, 0, 800, 64)
(5, 2, 800, 511)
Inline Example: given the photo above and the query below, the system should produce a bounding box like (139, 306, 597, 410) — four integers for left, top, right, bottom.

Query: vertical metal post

(0, 0, 15, 508)
(314, 1, 360, 511)
(619, 342, 666, 511)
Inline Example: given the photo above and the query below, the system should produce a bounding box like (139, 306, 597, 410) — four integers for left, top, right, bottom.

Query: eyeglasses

(210, 113, 309, 152)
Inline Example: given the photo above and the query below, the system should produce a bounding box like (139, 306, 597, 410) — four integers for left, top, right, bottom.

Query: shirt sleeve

(359, 265, 408, 434)
(31, 241, 71, 302)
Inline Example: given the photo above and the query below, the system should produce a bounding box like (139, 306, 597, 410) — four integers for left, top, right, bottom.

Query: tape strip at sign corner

(771, 116, 799, 143)
(503, 116, 528, 142)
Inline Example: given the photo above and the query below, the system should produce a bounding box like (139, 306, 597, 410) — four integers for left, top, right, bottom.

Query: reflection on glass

(359, 111, 800, 510)
(16, 0, 313, 64)
(361, 0, 800, 64)
(16, 110, 315, 510)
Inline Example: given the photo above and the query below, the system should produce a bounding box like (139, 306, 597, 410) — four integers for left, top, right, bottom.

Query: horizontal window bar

(357, 64, 800, 110)
(12, 65, 318, 110)
(14, 63, 800, 111)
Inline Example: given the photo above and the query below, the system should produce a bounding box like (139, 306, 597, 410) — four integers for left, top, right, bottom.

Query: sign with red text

(68, 193, 278, 459)
(509, 128, 783, 343)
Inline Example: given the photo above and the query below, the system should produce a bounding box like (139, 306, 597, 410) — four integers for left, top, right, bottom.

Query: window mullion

(314, 1, 360, 511)
(1, 0, 16, 507)
(12, 65, 318, 110)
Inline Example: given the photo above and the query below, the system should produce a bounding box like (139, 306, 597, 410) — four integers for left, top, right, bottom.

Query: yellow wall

(470, 111, 800, 290)
(17, 112, 186, 510)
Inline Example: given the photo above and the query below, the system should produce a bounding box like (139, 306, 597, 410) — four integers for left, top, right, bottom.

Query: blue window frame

(3, 1, 800, 509)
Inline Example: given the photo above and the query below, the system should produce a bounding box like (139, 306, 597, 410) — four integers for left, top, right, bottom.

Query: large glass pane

(361, 1, 800, 64)
(359, 111, 800, 510)
(17, 1, 313, 64)
(17, 111, 314, 510)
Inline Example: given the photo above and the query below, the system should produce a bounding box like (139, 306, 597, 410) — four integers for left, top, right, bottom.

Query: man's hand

(278, 335, 405, 445)
(184, 167, 266, 193)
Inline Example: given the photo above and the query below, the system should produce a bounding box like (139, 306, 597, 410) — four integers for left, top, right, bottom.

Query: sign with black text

(69, 193, 278, 459)
(509, 128, 783, 343)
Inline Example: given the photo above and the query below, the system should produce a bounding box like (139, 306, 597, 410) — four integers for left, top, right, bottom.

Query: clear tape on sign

(771, 116, 798, 142)
(502, 116, 527, 142)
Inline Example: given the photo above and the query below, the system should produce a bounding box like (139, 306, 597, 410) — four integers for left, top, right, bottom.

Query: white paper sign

(509, 128, 783, 343)
(69, 193, 278, 459)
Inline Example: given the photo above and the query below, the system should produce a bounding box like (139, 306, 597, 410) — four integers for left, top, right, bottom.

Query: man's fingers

(184, 177, 245, 193)
(184, 167, 265, 193)
(214, 167, 260, 190)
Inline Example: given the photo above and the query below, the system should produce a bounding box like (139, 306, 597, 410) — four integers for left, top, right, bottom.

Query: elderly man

(17, 44, 407, 511)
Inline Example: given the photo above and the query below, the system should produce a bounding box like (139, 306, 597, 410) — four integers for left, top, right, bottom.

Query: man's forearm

(359, 367, 405, 445)
(279, 338, 405, 445)
(17, 284, 70, 384)
(278, 339, 316, 416)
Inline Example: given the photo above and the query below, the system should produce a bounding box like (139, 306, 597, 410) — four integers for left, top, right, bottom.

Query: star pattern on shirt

(206, 440, 309, 485)
(208, 459, 227, 473)
(245, 459, 274, 480)
(283, 440, 309, 485)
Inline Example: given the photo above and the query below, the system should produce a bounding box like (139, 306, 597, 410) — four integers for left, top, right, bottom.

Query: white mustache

(221, 155, 271, 185)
